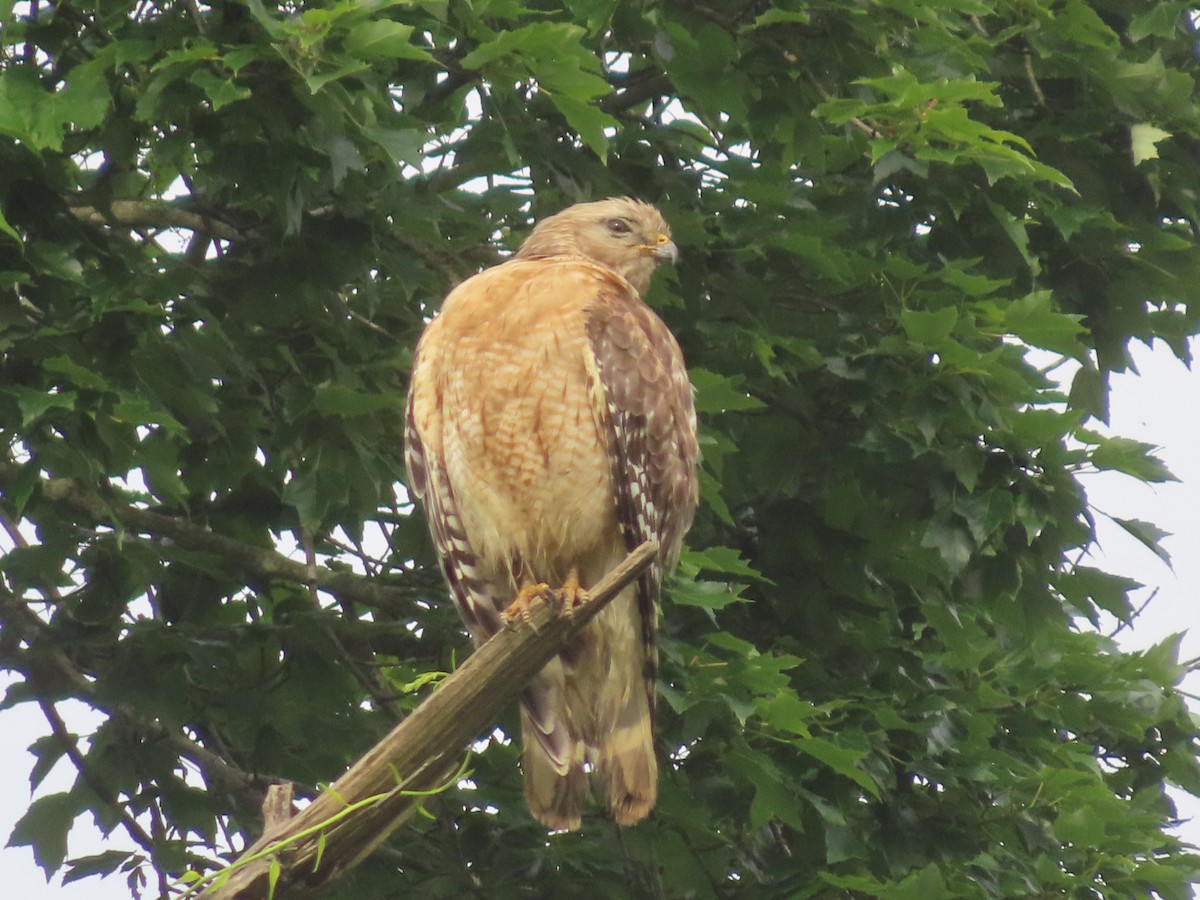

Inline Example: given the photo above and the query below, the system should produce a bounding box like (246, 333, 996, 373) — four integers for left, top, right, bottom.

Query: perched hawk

(404, 198, 699, 830)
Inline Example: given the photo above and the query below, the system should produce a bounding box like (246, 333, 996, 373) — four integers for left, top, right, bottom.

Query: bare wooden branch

(261, 784, 296, 833)
(200, 541, 660, 899)
(69, 199, 242, 240)
(0, 462, 414, 612)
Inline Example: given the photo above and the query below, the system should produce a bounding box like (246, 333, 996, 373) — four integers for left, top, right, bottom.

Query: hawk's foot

(554, 569, 590, 618)
(501, 582, 551, 630)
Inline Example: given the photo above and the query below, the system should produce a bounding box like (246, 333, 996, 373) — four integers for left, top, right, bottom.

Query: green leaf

(58, 60, 112, 130)
(894, 864, 951, 900)
(344, 20, 433, 60)
(1055, 566, 1140, 620)
(460, 23, 588, 70)
(795, 737, 879, 798)
(27, 735, 69, 791)
(1004, 292, 1086, 357)
(62, 851, 134, 885)
(543, 92, 616, 159)
(1129, 4, 1186, 42)
(1055, 805, 1106, 845)
(111, 397, 184, 432)
(0, 202, 20, 245)
(363, 126, 427, 167)
(743, 9, 811, 29)
(733, 750, 805, 831)
(680, 545, 767, 581)
(43, 355, 110, 391)
(900, 307, 957, 346)
(312, 382, 397, 417)
(697, 467, 734, 526)
(1058, 0, 1119, 49)
(690, 369, 766, 414)
(327, 134, 365, 186)
(302, 61, 372, 94)
(669, 578, 746, 610)
(268, 855, 281, 899)
(189, 70, 251, 111)
(7, 792, 81, 877)
(1111, 517, 1172, 567)
(0, 67, 65, 150)
(9, 387, 77, 425)
(1141, 633, 1185, 685)
(758, 691, 818, 737)
(1067, 362, 1108, 423)
(1130, 123, 1172, 165)
(1091, 436, 1177, 483)
(921, 518, 973, 575)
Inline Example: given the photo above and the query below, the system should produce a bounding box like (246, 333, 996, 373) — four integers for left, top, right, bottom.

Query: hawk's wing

(404, 341, 507, 643)
(584, 283, 700, 707)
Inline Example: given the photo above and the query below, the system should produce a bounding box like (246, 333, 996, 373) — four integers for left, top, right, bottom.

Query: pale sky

(1, 340, 1198, 897)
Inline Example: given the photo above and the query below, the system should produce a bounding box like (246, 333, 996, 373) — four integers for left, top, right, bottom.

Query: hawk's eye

(607, 218, 632, 235)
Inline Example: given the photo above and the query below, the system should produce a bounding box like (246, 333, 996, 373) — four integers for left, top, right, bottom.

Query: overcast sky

(2, 340, 1198, 897)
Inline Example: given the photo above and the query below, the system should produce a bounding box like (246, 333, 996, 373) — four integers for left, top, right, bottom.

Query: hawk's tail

(599, 680, 657, 826)
(519, 668, 588, 831)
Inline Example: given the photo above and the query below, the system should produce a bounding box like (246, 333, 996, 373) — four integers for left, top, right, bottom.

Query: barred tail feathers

(600, 678, 657, 826)
(519, 665, 588, 831)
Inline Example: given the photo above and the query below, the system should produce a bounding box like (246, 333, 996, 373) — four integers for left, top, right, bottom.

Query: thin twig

(321, 532, 392, 575)
(302, 528, 406, 720)
(37, 684, 159, 854)
(1023, 50, 1046, 107)
(1108, 587, 1158, 638)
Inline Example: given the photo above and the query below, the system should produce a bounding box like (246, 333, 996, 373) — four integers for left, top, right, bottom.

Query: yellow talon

(555, 569, 590, 618)
(502, 582, 551, 629)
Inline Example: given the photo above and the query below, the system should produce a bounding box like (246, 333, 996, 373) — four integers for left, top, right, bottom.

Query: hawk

(404, 197, 699, 830)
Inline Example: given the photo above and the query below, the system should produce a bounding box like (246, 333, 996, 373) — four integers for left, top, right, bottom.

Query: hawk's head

(516, 197, 678, 296)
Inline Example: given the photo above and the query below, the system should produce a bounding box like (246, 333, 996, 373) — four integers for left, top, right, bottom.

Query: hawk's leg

(501, 581, 551, 629)
(554, 568, 589, 618)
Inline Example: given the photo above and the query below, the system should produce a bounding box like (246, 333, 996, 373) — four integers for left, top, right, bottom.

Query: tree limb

(600, 69, 673, 114)
(199, 541, 660, 899)
(68, 199, 244, 241)
(0, 462, 416, 613)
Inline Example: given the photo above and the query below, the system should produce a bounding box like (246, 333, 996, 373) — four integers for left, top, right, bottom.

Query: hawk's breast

(416, 259, 624, 580)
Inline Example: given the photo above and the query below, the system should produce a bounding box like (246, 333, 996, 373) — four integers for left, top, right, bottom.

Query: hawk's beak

(650, 233, 678, 264)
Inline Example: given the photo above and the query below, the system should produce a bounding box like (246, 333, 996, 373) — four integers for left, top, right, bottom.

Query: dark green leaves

(460, 22, 618, 157)
(0, 62, 112, 151)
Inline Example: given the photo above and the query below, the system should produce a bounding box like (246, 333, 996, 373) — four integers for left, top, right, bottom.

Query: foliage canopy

(2, 0, 1200, 896)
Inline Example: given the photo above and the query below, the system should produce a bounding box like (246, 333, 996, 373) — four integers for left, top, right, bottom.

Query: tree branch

(198, 541, 660, 899)
(1, 507, 169, 859)
(0, 462, 416, 613)
(0, 587, 272, 812)
(600, 69, 673, 114)
(36, 695, 161, 855)
(68, 199, 243, 241)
